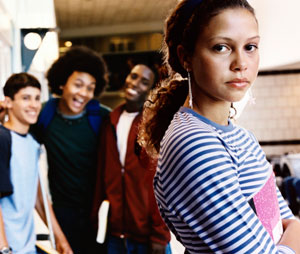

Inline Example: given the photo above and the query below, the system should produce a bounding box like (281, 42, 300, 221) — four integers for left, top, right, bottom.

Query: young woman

(138, 0, 300, 253)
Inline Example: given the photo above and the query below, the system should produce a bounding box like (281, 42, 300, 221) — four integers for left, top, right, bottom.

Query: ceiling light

(23, 32, 42, 50)
(64, 41, 72, 47)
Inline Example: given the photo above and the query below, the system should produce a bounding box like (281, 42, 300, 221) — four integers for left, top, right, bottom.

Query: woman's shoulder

(164, 109, 219, 142)
(161, 110, 225, 161)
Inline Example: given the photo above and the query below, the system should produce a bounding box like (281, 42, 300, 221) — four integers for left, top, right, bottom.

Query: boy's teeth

(127, 88, 137, 95)
(75, 98, 83, 103)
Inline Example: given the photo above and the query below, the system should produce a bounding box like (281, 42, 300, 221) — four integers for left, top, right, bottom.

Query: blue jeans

(107, 235, 172, 254)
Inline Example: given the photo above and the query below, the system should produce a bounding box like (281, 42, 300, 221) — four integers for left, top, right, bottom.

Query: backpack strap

(86, 99, 110, 135)
(86, 99, 101, 134)
(37, 98, 58, 132)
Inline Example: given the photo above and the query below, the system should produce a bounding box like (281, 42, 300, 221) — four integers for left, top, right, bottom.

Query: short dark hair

(4, 72, 41, 99)
(46, 46, 108, 97)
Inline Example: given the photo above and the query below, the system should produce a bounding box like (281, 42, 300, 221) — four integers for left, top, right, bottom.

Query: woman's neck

(184, 96, 231, 126)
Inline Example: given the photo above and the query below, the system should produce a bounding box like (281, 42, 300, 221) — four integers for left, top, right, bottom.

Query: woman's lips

(226, 79, 249, 88)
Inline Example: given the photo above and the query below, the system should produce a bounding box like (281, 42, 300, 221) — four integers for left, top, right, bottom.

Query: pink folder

(253, 173, 283, 244)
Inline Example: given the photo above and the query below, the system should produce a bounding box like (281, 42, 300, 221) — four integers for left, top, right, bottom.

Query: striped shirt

(154, 107, 294, 254)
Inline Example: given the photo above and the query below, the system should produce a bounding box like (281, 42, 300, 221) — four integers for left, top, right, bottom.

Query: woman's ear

(177, 45, 191, 71)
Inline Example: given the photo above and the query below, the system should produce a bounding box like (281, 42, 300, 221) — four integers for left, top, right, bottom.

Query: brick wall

(237, 72, 300, 156)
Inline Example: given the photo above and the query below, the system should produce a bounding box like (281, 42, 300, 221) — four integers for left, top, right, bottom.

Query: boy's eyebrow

(131, 72, 150, 82)
(75, 78, 96, 85)
(21, 93, 40, 98)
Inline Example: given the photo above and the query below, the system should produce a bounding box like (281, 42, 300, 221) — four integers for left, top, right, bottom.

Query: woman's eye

(245, 44, 258, 52)
(213, 44, 229, 53)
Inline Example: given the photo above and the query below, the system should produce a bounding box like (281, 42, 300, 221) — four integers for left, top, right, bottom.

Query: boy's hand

(56, 238, 73, 254)
(0, 101, 7, 124)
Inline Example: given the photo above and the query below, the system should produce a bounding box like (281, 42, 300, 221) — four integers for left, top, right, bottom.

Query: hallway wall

(237, 72, 300, 156)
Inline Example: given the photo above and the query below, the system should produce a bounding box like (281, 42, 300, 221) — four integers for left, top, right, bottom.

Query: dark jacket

(91, 104, 170, 245)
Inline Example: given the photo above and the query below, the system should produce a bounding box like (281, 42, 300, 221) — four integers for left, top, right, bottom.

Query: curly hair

(46, 46, 108, 97)
(4, 72, 41, 99)
(138, 0, 255, 157)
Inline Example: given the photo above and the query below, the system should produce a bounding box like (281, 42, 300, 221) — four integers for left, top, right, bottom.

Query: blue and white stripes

(154, 107, 294, 254)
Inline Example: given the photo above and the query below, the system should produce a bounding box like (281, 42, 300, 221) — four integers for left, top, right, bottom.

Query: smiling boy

(92, 64, 170, 254)
(0, 73, 72, 254)
(31, 46, 110, 253)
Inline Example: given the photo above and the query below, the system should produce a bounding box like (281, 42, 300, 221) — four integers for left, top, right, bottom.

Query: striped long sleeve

(154, 107, 294, 254)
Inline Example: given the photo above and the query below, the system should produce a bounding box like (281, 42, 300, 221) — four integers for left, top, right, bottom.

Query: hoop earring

(187, 72, 193, 109)
(229, 102, 237, 119)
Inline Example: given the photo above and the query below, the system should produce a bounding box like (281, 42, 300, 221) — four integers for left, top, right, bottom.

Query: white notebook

(96, 200, 110, 244)
(36, 242, 59, 254)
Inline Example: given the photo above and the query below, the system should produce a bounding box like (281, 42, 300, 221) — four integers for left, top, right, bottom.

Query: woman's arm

(35, 181, 73, 254)
(278, 219, 300, 253)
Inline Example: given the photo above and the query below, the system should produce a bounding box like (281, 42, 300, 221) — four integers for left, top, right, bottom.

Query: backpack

(37, 98, 108, 135)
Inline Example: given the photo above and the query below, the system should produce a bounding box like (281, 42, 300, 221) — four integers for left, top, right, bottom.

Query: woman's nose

(230, 51, 247, 72)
